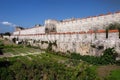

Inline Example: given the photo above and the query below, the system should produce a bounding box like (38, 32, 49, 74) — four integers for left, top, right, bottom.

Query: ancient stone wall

(56, 12, 120, 33)
(11, 30, 120, 56)
(11, 11, 120, 55)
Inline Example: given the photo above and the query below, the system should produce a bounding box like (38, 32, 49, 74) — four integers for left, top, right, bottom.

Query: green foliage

(0, 40, 4, 49)
(26, 45, 40, 49)
(47, 41, 53, 51)
(52, 40, 57, 47)
(100, 48, 118, 65)
(0, 53, 98, 80)
(12, 38, 16, 43)
(46, 41, 57, 52)
(0, 42, 41, 55)
(41, 41, 48, 44)
(70, 53, 99, 65)
(116, 60, 120, 66)
(108, 23, 120, 30)
(0, 39, 119, 80)
(105, 69, 120, 80)
(105, 23, 120, 39)
(0, 40, 4, 55)
(3, 32, 11, 36)
(70, 48, 118, 65)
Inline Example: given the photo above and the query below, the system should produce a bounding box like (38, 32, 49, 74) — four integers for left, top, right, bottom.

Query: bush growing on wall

(47, 41, 53, 51)
(41, 41, 48, 44)
(52, 40, 57, 47)
(106, 23, 120, 39)
(46, 41, 57, 52)
(12, 38, 16, 43)
(0, 40, 4, 55)
(101, 48, 118, 65)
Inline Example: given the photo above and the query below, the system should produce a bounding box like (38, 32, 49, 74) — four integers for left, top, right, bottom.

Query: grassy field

(0, 39, 43, 57)
(0, 39, 120, 80)
(107, 69, 120, 80)
(0, 53, 93, 80)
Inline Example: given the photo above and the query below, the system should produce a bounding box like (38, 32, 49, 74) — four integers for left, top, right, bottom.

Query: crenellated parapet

(11, 11, 120, 55)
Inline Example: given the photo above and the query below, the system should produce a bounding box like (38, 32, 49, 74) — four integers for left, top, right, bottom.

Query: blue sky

(0, 0, 120, 33)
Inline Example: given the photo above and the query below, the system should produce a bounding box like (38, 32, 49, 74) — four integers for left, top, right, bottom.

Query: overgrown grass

(0, 52, 99, 80)
(0, 39, 42, 55)
(105, 69, 120, 80)
(1, 43, 41, 55)
(0, 39, 120, 80)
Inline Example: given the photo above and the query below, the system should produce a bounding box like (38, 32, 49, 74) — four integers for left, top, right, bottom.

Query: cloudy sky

(0, 0, 120, 33)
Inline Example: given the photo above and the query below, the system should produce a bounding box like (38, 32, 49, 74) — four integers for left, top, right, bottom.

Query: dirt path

(97, 65, 120, 79)
(0, 51, 45, 58)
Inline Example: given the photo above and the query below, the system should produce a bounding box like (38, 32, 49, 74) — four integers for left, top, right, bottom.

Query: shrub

(0, 40, 4, 55)
(0, 41, 4, 49)
(101, 48, 118, 65)
(12, 38, 16, 43)
(116, 60, 120, 66)
(70, 48, 118, 65)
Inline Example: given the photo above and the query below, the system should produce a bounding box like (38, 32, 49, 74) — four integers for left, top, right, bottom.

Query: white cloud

(2, 21, 12, 26)
(1, 21, 17, 27)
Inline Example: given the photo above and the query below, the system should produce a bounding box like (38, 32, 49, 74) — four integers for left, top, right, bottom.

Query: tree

(107, 23, 120, 39)
(101, 48, 118, 64)
(4, 32, 11, 36)
(0, 33, 3, 38)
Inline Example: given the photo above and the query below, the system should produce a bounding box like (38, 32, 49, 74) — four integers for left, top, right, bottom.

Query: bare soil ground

(97, 65, 120, 79)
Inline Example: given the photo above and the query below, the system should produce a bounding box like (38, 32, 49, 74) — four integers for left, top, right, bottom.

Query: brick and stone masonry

(11, 11, 120, 56)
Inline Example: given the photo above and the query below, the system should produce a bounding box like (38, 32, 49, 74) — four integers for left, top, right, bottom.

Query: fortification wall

(56, 12, 120, 33)
(11, 11, 120, 55)
(12, 30, 120, 55)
